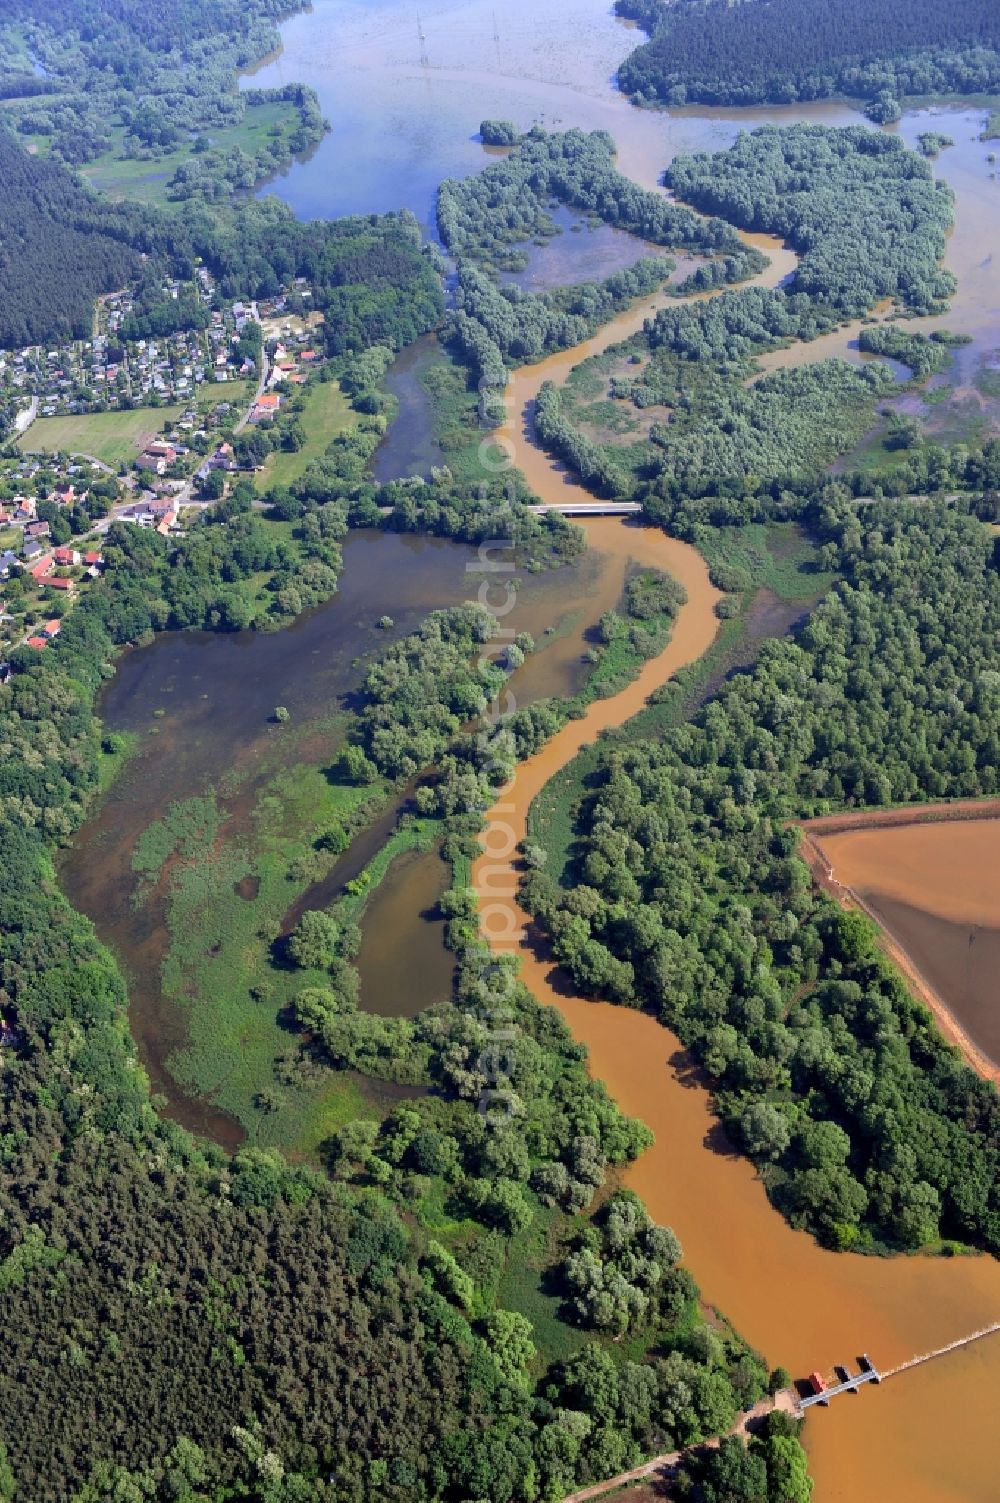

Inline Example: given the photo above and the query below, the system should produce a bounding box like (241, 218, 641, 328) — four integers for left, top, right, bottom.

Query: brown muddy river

(471, 298, 1000, 1502)
(60, 525, 663, 1139)
(100, 0, 1000, 1492)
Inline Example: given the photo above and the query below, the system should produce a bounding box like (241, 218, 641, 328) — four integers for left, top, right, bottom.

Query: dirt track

(797, 801, 1000, 1086)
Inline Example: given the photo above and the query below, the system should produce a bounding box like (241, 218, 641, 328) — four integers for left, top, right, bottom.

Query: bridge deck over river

(527, 501, 642, 515)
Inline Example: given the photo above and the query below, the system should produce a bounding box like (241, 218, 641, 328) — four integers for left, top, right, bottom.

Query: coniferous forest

(616, 0, 1000, 112)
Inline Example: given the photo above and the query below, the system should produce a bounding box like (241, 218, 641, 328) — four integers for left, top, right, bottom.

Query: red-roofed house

(53, 546, 81, 567)
(26, 636, 48, 650)
(27, 555, 55, 583)
(48, 577, 76, 593)
(85, 551, 104, 568)
(42, 619, 62, 638)
(249, 392, 281, 423)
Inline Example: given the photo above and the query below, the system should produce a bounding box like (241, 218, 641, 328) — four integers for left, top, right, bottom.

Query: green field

(193, 378, 253, 414)
(255, 380, 357, 491)
(19, 383, 253, 468)
(19, 407, 182, 467)
(81, 101, 300, 205)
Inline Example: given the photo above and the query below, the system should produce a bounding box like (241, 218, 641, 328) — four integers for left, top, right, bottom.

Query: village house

(27, 555, 55, 583)
(53, 546, 81, 567)
(136, 452, 170, 476)
(249, 392, 281, 423)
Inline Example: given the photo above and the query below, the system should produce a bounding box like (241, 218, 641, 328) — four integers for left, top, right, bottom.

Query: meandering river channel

(69, 1, 1000, 1495)
(476, 317, 1000, 1503)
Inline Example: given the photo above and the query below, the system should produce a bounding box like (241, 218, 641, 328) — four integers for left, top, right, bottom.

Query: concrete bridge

(527, 501, 642, 516)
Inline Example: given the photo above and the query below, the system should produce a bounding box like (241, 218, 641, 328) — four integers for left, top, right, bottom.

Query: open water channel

(61, 3, 1000, 1497)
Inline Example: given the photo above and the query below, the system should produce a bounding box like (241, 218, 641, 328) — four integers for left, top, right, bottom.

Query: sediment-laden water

(64, 2, 1000, 1491)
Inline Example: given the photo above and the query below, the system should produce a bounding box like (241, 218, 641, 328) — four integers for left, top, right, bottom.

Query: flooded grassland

(60, 525, 662, 1150)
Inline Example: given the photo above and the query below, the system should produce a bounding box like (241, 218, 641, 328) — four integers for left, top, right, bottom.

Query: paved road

(234, 347, 269, 434)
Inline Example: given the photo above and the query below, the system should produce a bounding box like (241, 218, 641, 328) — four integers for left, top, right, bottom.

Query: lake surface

(247, 0, 1000, 455)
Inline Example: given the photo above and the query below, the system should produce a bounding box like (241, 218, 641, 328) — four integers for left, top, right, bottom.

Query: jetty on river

(560, 1324, 1000, 1503)
(797, 1354, 880, 1410)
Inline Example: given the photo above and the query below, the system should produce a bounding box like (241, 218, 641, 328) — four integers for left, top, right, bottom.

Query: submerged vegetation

(438, 127, 767, 418)
(536, 123, 961, 501)
(3, 2, 1000, 1489)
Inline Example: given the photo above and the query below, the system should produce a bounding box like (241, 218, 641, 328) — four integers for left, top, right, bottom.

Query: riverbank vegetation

(0, 0, 324, 195)
(0, 498, 810, 1495)
(666, 125, 956, 318)
(526, 501, 1000, 1256)
(534, 124, 962, 502)
(615, 0, 1000, 116)
(438, 128, 767, 419)
(439, 128, 756, 272)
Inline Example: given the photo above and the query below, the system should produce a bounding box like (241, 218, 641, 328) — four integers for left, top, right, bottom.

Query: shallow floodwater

(355, 845, 454, 1015)
(248, 0, 1000, 451)
(372, 333, 445, 481)
(498, 204, 665, 293)
(820, 819, 1000, 1066)
(468, 285, 1000, 1502)
(229, 4, 999, 1492)
(60, 527, 657, 1136)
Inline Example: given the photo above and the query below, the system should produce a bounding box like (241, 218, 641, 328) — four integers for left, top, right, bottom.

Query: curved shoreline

(472, 298, 1000, 1503)
(799, 807, 1000, 1086)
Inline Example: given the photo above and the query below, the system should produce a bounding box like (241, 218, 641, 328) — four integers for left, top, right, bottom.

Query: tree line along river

(63, 0, 1000, 1496)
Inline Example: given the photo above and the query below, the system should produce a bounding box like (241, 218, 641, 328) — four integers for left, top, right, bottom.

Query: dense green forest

(0, 0, 315, 168)
(615, 0, 1000, 112)
(438, 128, 766, 418)
(5, 0, 996, 1486)
(537, 124, 958, 499)
(0, 132, 163, 345)
(439, 127, 756, 272)
(526, 502, 1000, 1254)
(666, 125, 956, 317)
(0, 122, 442, 350)
(0, 495, 809, 1496)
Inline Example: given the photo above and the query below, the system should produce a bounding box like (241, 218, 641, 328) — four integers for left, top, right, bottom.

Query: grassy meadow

(255, 380, 357, 491)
